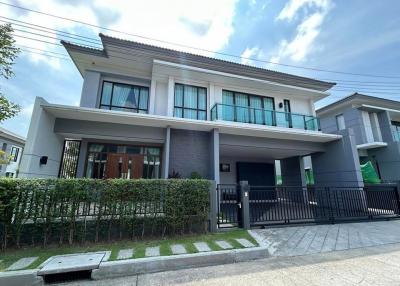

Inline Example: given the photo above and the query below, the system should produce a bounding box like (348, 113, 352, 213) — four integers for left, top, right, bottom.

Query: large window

(85, 143, 161, 179)
(222, 90, 275, 125)
(100, 81, 149, 113)
(174, 83, 207, 120)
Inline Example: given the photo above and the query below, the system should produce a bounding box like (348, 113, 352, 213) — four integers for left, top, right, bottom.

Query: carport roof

(39, 98, 341, 143)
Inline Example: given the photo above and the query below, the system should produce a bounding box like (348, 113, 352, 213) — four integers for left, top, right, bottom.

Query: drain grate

(43, 270, 92, 284)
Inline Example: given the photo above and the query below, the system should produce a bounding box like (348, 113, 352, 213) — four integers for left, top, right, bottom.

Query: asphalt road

(54, 242, 400, 286)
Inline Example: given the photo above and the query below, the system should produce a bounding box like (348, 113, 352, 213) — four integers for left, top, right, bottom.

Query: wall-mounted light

(278, 102, 283, 108)
(40, 156, 48, 165)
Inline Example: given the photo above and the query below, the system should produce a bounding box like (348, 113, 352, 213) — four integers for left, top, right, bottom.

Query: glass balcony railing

(210, 103, 321, 131)
(393, 130, 400, 142)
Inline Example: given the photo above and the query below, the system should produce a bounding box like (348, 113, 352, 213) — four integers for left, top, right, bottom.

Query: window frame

(99, 81, 149, 113)
(174, 83, 207, 120)
(336, 114, 346, 131)
(222, 89, 275, 110)
(84, 142, 162, 179)
(10, 146, 19, 162)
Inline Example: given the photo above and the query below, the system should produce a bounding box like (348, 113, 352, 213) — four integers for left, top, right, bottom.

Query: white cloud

(240, 46, 262, 65)
(21, 103, 34, 118)
(272, 0, 332, 63)
(3, 0, 238, 67)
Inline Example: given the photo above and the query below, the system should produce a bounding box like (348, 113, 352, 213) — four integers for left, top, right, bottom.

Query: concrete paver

(215, 240, 233, 249)
(117, 249, 133, 260)
(235, 238, 255, 248)
(171, 244, 187, 255)
(145, 246, 160, 257)
(6, 257, 38, 271)
(194, 242, 211, 252)
(253, 221, 400, 257)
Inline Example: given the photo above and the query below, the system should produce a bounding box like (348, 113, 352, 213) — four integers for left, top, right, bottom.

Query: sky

(0, 0, 400, 137)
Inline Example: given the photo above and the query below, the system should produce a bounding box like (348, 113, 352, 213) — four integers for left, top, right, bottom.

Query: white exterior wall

(19, 97, 64, 178)
(79, 63, 319, 123)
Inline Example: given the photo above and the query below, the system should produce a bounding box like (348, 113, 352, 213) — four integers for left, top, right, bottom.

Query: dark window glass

(99, 81, 149, 113)
(10, 147, 19, 162)
(174, 83, 207, 120)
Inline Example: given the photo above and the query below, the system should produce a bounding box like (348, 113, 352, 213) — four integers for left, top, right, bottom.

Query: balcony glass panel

(210, 103, 320, 131)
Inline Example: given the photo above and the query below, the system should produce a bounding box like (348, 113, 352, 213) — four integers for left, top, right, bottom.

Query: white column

(208, 83, 215, 121)
(162, 126, 171, 178)
(149, 78, 156, 114)
(80, 70, 101, 108)
(212, 128, 220, 184)
(167, 76, 175, 117)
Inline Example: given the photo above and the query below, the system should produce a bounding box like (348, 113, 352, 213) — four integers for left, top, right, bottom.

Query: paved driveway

(251, 220, 400, 257)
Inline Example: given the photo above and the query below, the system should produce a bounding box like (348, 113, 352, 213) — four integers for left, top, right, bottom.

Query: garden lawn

(0, 230, 257, 271)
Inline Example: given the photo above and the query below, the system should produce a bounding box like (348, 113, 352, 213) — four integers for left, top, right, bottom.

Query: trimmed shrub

(0, 178, 210, 249)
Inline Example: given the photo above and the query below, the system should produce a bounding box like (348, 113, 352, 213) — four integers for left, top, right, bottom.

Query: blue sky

(1, 0, 400, 137)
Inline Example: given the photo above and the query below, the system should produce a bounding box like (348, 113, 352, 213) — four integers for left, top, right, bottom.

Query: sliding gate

(217, 184, 400, 228)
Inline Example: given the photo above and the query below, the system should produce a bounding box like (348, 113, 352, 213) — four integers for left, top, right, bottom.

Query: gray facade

(317, 93, 400, 183)
(168, 129, 213, 179)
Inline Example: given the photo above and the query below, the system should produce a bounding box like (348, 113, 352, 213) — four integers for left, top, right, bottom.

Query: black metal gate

(217, 183, 400, 228)
(217, 184, 242, 228)
(249, 185, 400, 226)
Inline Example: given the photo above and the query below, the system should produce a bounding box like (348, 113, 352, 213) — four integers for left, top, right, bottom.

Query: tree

(0, 23, 20, 122)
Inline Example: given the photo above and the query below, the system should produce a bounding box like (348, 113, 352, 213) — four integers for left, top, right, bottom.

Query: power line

(5, 15, 400, 87)
(14, 33, 400, 95)
(1, 1, 400, 79)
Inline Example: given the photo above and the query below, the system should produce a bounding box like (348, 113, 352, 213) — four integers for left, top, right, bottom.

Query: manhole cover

(38, 252, 106, 275)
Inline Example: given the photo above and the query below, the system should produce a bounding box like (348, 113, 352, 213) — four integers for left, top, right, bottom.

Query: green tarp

(361, 161, 381, 184)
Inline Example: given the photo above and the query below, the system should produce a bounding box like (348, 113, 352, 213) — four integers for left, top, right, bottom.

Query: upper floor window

(336, 114, 345, 130)
(100, 81, 149, 113)
(10, 146, 19, 162)
(174, 83, 207, 120)
(222, 90, 275, 125)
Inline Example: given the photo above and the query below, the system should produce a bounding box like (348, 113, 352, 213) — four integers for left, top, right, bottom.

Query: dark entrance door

(105, 153, 144, 179)
(236, 162, 275, 185)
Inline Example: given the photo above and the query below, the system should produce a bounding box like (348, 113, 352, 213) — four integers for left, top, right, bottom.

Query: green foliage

(189, 172, 202, 179)
(0, 178, 210, 249)
(0, 23, 21, 122)
(0, 150, 12, 165)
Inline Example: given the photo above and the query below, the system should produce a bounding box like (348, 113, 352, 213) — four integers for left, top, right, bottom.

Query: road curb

(0, 269, 43, 286)
(0, 247, 270, 284)
(91, 246, 270, 280)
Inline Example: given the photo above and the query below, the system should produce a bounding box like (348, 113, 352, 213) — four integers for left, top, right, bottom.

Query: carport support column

(76, 140, 88, 178)
(311, 128, 363, 187)
(210, 128, 220, 184)
(280, 156, 307, 187)
(239, 181, 250, 230)
(208, 180, 217, 232)
(162, 126, 171, 179)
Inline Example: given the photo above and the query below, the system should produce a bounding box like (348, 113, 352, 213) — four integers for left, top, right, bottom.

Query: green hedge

(0, 178, 210, 249)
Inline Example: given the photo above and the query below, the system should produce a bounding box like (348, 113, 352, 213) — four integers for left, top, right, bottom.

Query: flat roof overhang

(42, 103, 341, 143)
(357, 142, 388, 150)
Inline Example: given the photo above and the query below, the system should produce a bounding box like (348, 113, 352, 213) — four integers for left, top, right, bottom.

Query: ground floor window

(85, 143, 161, 179)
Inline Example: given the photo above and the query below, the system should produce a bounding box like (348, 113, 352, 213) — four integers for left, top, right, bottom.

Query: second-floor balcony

(210, 103, 321, 131)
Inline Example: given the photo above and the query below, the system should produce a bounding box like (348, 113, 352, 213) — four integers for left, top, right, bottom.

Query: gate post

(395, 182, 400, 215)
(209, 181, 218, 232)
(239, 181, 250, 230)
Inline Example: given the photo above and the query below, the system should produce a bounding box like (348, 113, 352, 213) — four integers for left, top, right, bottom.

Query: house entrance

(105, 153, 144, 179)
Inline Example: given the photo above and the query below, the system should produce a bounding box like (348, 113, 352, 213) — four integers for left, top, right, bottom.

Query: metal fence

(58, 140, 81, 178)
(217, 183, 400, 228)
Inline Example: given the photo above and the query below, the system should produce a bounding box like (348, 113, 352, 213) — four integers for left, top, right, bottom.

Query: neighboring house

(317, 93, 400, 182)
(20, 34, 363, 187)
(0, 127, 25, 178)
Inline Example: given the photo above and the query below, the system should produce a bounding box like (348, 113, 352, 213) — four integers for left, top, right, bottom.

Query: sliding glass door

(222, 90, 275, 125)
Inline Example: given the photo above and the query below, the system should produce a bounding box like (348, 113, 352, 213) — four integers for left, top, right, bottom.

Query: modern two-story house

(317, 93, 400, 182)
(0, 127, 25, 177)
(20, 34, 363, 187)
